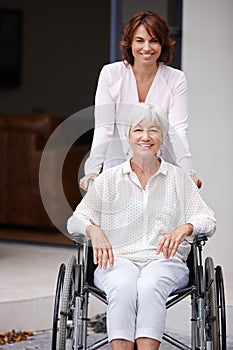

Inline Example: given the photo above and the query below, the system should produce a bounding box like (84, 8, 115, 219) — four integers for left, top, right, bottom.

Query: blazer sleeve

(84, 65, 116, 174)
(166, 71, 195, 175)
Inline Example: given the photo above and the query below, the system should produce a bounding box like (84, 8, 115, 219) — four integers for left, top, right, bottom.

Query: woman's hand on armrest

(156, 223, 194, 259)
(86, 225, 114, 269)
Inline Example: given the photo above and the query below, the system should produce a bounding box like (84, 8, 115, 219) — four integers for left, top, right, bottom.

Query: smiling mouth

(140, 53, 154, 57)
(138, 144, 154, 148)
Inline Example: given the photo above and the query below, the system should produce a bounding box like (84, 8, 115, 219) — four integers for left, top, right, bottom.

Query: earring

(159, 146, 163, 157)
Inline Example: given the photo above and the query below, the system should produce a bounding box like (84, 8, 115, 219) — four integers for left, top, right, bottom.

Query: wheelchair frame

(51, 233, 226, 350)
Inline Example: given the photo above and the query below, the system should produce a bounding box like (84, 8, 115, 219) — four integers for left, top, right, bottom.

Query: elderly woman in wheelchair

(62, 103, 221, 350)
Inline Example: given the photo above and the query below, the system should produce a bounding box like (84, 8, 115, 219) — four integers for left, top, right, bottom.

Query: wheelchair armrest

(71, 232, 92, 247)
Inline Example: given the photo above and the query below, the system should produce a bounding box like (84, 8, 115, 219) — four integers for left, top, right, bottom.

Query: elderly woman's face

(129, 119, 163, 157)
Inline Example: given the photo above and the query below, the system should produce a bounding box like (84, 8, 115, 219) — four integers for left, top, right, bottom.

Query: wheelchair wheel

(216, 265, 227, 349)
(205, 257, 219, 349)
(51, 263, 66, 350)
(59, 255, 76, 350)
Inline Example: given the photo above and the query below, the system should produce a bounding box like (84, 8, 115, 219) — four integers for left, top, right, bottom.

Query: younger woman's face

(131, 25, 162, 66)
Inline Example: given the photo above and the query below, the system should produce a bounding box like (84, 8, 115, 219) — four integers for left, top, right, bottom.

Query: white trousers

(94, 257, 189, 343)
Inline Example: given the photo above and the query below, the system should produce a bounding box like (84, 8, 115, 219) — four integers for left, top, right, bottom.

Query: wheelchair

(51, 232, 226, 350)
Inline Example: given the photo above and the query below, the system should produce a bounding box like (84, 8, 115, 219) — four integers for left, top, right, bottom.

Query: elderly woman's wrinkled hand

(156, 223, 194, 259)
(86, 225, 114, 269)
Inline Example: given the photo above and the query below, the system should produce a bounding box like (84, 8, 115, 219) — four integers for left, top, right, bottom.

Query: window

(0, 9, 23, 87)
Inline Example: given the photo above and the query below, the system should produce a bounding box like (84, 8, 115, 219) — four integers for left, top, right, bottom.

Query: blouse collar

(122, 157, 168, 178)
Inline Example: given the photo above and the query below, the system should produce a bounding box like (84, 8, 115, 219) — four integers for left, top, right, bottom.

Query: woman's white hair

(125, 103, 169, 140)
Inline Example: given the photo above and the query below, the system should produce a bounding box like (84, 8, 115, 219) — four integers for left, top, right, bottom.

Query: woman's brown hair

(120, 11, 175, 66)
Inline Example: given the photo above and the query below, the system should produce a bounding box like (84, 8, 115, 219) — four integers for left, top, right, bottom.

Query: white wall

(182, 0, 233, 329)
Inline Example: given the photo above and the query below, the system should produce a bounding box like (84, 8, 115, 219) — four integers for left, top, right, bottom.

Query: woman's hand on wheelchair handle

(191, 175, 202, 189)
(86, 225, 114, 269)
(156, 223, 194, 259)
(79, 173, 99, 191)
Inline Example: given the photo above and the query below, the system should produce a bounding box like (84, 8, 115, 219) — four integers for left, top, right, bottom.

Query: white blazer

(85, 61, 194, 175)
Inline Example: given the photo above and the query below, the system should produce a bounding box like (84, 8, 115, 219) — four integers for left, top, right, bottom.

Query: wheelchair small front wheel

(51, 263, 66, 350)
(205, 256, 219, 350)
(59, 255, 76, 350)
